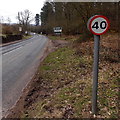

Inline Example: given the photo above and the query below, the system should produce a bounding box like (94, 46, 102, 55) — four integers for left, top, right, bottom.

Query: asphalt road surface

(1, 35, 48, 116)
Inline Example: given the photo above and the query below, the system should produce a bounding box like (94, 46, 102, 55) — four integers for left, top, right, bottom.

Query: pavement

(1, 34, 48, 116)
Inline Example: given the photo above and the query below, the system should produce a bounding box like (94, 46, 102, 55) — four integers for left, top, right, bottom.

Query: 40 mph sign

(87, 15, 110, 35)
(87, 15, 110, 115)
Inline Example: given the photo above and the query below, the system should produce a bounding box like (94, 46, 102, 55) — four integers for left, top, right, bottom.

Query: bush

(2, 25, 13, 35)
(2, 35, 23, 43)
(74, 32, 93, 44)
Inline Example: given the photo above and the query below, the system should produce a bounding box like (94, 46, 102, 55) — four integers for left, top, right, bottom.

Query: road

(1, 35, 48, 116)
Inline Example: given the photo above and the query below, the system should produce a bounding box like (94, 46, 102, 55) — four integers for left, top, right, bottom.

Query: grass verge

(23, 35, 32, 40)
(21, 33, 119, 118)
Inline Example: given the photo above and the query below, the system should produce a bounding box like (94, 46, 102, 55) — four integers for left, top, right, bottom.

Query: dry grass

(7, 33, 119, 119)
(21, 33, 119, 118)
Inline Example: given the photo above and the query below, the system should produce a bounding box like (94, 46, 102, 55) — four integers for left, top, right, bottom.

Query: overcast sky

(0, 0, 46, 24)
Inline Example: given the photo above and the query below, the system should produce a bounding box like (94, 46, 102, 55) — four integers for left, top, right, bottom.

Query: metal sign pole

(87, 15, 109, 115)
(92, 35, 100, 115)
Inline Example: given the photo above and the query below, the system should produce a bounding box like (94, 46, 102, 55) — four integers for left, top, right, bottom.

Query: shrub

(2, 35, 23, 43)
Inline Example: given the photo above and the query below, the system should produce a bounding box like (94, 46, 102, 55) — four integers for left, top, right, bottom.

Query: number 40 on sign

(87, 15, 110, 35)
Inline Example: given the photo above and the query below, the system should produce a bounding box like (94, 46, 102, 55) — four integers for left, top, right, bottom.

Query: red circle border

(89, 15, 110, 35)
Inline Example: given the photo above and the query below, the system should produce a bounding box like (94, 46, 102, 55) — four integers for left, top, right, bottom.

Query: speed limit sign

(87, 15, 110, 35)
(87, 15, 110, 115)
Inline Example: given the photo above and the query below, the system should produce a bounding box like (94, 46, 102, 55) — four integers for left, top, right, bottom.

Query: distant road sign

(19, 27, 22, 32)
(53, 27, 62, 34)
(87, 15, 110, 35)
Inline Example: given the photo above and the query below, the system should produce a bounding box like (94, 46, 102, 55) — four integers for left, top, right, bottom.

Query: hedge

(2, 35, 23, 43)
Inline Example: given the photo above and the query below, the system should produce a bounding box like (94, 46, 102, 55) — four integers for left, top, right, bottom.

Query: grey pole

(92, 35, 100, 115)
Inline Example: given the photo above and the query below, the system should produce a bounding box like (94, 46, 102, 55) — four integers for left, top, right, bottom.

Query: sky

(0, 0, 46, 24)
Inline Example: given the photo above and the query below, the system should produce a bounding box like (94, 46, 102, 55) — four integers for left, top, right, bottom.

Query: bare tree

(7, 17, 11, 24)
(17, 9, 33, 25)
(17, 9, 33, 34)
(0, 16, 4, 24)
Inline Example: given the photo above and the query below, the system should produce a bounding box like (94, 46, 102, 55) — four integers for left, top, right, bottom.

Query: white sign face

(19, 27, 22, 32)
(88, 15, 110, 35)
(53, 27, 62, 33)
